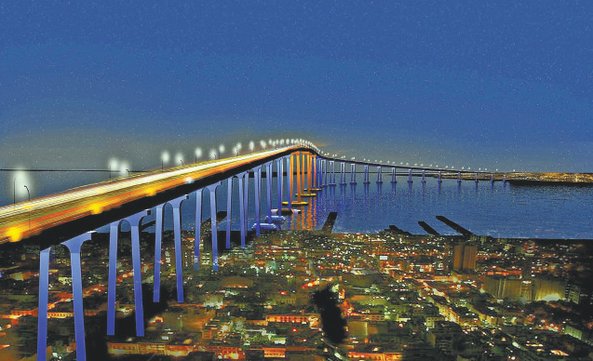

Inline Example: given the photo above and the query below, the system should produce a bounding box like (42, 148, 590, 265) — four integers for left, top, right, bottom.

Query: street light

(108, 158, 119, 178)
(194, 147, 203, 162)
(160, 151, 170, 170)
(175, 152, 184, 165)
(23, 185, 31, 202)
(119, 162, 130, 177)
(12, 169, 31, 205)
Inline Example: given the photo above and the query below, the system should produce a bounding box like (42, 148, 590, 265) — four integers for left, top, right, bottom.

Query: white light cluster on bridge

(108, 157, 131, 176)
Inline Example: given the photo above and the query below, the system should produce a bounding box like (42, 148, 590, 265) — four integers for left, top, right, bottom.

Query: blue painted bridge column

(38, 232, 94, 361)
(169, 197, 187, 303)
(107, 221, 119, 334)
(152, 204, 165, 302)
(322, 158, 326, 186)
(316, 157, 322, 187)
(194, 189, 203, 270)
(237, 172, 247, 247)
(207, 182, 221, 271)
(276, 158, 283, 212)
(286, 155, 292, 210)
(127, 211, 149, 334)
(244, 171, 250, 230)
(37, 247, 51, 361)
(319, 159, 323, 187)
(225, 177, 233, 249)
(266, 162, 273, 221)
(243, 171, 250, 229)
(62, 233, 94, 361)
(253, 166, 262, 236)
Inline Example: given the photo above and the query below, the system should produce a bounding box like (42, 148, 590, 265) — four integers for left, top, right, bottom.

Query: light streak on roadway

(0, 146, 312, 245)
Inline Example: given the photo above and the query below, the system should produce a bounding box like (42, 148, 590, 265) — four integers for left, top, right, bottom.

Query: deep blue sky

(1, 1, 592, 172)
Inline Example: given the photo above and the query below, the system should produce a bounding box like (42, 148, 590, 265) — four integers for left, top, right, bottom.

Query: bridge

(0, 139, 502, 361)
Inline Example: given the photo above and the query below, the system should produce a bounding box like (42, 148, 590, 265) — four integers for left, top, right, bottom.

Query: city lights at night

(1, 2, 593, 361)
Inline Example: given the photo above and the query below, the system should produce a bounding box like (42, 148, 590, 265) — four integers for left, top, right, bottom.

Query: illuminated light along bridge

(0, 142, 500, 361)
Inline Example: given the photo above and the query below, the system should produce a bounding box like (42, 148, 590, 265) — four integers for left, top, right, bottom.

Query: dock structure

(321, 212, 338, 233)
(436, 215, 473, 237)
(418, 221, 440, 236)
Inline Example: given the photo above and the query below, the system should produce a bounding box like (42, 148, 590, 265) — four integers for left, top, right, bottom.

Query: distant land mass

(444, 172, 593, 185)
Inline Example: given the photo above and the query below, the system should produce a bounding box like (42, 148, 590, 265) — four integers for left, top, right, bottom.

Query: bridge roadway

(0, 145, 498, 248)
(0, 145, 315, 247)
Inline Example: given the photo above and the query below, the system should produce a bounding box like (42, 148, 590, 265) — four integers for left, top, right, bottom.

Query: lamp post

(23, 185, 30, 201)
(23, 185, 31, 229)
(161, 151, 170, 170)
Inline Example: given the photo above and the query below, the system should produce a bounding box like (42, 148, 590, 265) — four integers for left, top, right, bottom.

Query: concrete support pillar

(207, 182, 220, 271)
(36, 247, 51, 361)
(377, 166, 383, 183)
(62, 233, 93, 361)
(168, 197, 186, 303)
(127, 211, 149, 335)
(364, 164, 370, 184)
(225, 178, 232, 249)
(438, 171, 442, 183)
(490, 174, 494, 185)
(312, 155, 317, 188)
(37, 233, 93, 360)
(296, 152, 302, 201)
(317, 159, 322, 187)
(254, 166, 262, 236)
(302, 153, 307, 192)
(288, 155, 294, 208)
(391, 167, 397, 183)
(194, 189, 203, 270)
(421, 170, 426, 184)
(307, 154, 313, 190)
(323, 158, 326, 186)
(107, 221, 119, 334)
(276, 158, 283, 212)
(350, 163, 357, 184)
(266, 162, 273, 220)
(244, 171, 250, 227)
(323, 159, 331, 186)
(408, 169, 413, 183)
(237, 172, 247, 247)
(475, 172, 479, 184)
(152, 205, 164, 302)
(458, 171, 462, 184)
(340, 162, 346, 184)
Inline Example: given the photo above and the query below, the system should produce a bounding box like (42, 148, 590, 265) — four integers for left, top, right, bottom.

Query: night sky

(1, 2, 592, 172)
